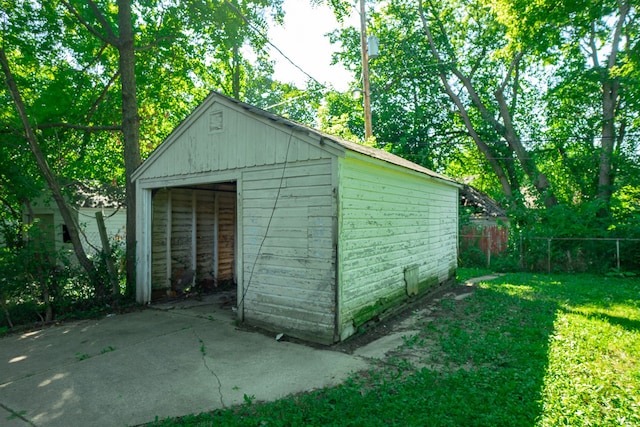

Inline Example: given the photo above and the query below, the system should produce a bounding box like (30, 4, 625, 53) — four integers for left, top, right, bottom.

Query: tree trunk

(598, 78, 617, 212)
(596, 1, 628, 215)
(0, 299, 13, 329)
(418, 0, 556, 207)
(232, 44, 241, 99)
(418, 1, 513, 198)
(441, 76, 514, 198)
(117, 0, 142, 296)
(0, 48, 96, 277)
(494, 89, 557, 207)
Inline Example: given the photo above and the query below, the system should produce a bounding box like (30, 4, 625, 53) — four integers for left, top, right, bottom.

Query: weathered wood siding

(150, 188, 235, 291)
(151, 189, 169, 288)
(195, 190, 216, 283)
(217, 190, 236, 281)
(79, 208, 126, 255)
(337, 154, 458, 340)
(241, 159, 337, 344)
(169, 189, 195, 278)
(136, 101, 334, 181)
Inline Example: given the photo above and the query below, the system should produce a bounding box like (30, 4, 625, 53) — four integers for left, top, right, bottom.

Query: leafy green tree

(1, 47, 97, 277)
(317, 89, 363, 142)
(521, 0, 639, 215)
(326, 0, 639, 222)
(1, 0, 284, 294)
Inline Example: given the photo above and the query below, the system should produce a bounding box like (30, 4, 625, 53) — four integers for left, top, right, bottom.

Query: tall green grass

(146, 272, 640, 426)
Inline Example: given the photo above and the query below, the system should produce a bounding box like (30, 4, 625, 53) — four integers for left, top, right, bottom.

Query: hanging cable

(237, 128, 295, 310)
(224, 0, 328, 89)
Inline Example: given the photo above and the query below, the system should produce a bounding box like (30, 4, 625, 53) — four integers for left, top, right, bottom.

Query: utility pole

(359, 0, 373, 139)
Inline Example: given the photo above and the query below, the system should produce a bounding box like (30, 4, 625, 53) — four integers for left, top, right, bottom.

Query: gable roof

(60, 181, 125, 209)
(460, 184, 507, 218)
(134, 91, 458, 187)
(31, 180, 124, 208)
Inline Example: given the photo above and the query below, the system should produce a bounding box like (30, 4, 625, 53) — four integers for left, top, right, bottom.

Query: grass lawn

(145, 271, 640, 426)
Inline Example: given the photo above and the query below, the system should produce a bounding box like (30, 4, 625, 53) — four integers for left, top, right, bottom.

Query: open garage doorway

(149, 181, 237, 301)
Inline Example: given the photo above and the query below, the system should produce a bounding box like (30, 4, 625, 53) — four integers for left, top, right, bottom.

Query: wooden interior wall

(217, 190, 236, 282)
(170, 189, 194, 278)
(151, 186, 236, 292)
(194, 190, 215, 283)
(151, 189, 168, 289)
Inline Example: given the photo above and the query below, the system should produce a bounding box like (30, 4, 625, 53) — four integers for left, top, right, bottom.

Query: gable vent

(209, 110, 223, 133)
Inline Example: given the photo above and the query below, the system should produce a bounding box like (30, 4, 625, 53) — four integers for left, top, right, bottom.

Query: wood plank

(217, 190, 236, 280)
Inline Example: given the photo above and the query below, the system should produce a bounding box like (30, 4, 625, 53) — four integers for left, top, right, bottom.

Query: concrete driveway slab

(0, 297, 369, 427)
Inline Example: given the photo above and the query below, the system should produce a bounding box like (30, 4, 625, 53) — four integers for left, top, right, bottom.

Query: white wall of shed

(133, 97, 342, 342)
(240, 159, 337, 344)
(132, 98, 342, 181)
(336, 154, 458, 340)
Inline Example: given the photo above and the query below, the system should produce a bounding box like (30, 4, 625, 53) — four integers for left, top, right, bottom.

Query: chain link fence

(460, 231, 640, 274)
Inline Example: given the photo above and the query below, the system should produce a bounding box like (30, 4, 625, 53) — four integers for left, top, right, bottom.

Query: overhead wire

(223, 0, 330, 91)
(236, 128, 296, 312)
(226, 1, 639, 163)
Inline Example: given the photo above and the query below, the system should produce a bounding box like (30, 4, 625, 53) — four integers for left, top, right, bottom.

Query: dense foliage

(1, 0, 285, 328)
(321, 0, 640, 272)
(327, 0, 639, 226)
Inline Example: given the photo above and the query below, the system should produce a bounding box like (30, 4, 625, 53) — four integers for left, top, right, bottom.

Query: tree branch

(423, 0, 456, 62)
(2, 121, 120, 134)
(468, 46, 487, 81)
(85, 0, 119, 45)
(81, 43, 109, 73)
(86, 70, 120, 121)
(498, 51, 524, 95)
(0, 123, 26, 138)
(608, 0, 629, 69)
(0, 195, 20, 219)
(135, 35, 175, 51)
(511, 59, 520, 112)
(60, 0, 112, 45)
(35, 122, 122, 132)
(588, 21, 602, 73)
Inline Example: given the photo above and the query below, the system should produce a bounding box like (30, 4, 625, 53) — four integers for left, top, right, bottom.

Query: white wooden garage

(133, 92, 459, 344)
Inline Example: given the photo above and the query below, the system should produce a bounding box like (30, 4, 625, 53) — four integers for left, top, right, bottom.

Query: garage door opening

(149, 181, 237, 302)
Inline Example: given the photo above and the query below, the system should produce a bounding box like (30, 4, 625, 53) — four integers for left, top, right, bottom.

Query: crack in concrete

(0, 402, 37, 426)
(193, 331, 225, 408)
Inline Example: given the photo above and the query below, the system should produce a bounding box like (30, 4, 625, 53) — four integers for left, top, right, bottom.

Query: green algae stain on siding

(336, 151, 459, 340)
(351, 289, 407, 327)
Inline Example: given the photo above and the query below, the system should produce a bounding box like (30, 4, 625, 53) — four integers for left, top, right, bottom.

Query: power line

(380, 131, 640, 147)
(238, 128, 295, 311)
(224, 0, 328, 90)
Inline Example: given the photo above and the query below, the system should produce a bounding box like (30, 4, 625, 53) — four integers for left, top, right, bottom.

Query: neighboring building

(459, 184, 510, 259)
(23, 182, 126, 258)
(133, 92, 460, 344)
